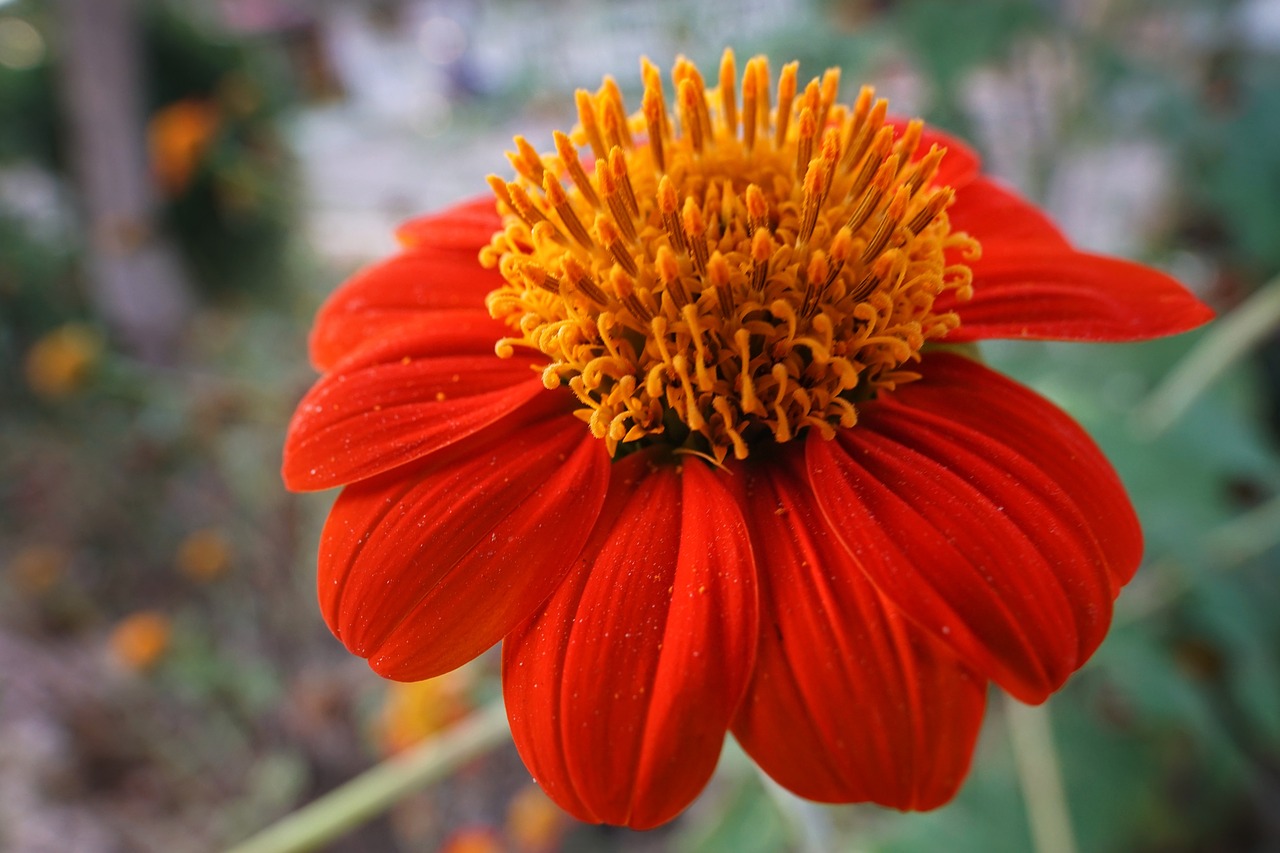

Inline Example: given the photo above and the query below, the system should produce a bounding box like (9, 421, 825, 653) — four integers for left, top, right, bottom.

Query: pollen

(481, 50, 979, 461)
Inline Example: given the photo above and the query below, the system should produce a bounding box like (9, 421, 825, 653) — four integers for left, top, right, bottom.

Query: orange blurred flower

(176, 528, 232, 582)
(440, 827, 504, 853)
(375, 668, 473, 755)
(148, 98, 220, 195)
(7, 545, 70, 595)
(507, 784, 566, 853)
(23, 323, 101, 399)
(109, 611, 171, 672)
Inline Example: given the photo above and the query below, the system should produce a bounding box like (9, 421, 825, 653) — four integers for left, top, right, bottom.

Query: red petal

(284, 313, 545, 491)
(943, 245, 1214, 342)
(318, 404, 609, 682)
(730, 448, 988, 809)
(395, 196, 502, 251)
(309, 247, 501, 371)
(948, 177, 1069, 248)
(502, 454, 758, 829)
(808, 353, 1140, 703)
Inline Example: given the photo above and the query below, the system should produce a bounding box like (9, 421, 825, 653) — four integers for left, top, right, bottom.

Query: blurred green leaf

(892, 0, 1046, 131)
(678, 774, 790, 853)
(1183, 573, 1280, 750)
(869, 718, 1030, 853)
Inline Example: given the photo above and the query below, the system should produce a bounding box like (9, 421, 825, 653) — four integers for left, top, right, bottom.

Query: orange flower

(440, 827, 504, 853)
(148, 98, 220, 195)
(24, 323, 100, 399)
(109, 611, 171, 672)
(375, 669, 473, 755)
(284, 51, 1212, 828)
(176, 528, 232, 582)
(507, 784, 566, 852)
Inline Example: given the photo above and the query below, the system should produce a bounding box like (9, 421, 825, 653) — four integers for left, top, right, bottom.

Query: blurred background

(2, 0, 1279, 851)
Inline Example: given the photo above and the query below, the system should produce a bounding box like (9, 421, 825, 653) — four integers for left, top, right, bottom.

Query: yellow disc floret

(481, 50, 979, 462)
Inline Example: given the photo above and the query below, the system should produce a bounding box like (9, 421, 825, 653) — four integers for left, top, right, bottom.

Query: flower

(283, 51, 1213, 829)
(375, 668, 474, 755)
(23, 323, 101, 399)
(148, 98, 220, 195)
(176, 527, 233, 582)
(109, 611, 172, 672)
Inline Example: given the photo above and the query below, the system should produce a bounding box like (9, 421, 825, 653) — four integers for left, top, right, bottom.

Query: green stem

(755, 768, 836, 853)
(1132, 274, 1280, 438)
(1006, 697, 1078, 853)
(224, 699, 510, 853)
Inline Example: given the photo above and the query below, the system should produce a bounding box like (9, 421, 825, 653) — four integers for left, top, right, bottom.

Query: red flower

(283, 52, 1212, 829)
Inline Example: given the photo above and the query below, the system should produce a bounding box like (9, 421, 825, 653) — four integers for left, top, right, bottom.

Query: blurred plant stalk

(1133, 275, 1280, 438)
(53, 0, 191, 361)
(225, 698, 509, 853)
(1007, 698, 1079, 853)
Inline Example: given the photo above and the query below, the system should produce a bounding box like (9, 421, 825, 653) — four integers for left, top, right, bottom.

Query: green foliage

(1193, 77, 1280, 275)
(891, 0, 1048, 132)
(140, 3, 299, 298)
(678, 773, 791, 853)
(0, 2, 59, 166)
(871, 738, 1032, 853)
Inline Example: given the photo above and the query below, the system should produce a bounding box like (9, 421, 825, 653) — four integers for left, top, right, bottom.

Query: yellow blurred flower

(507, 784, 566, 853)
(23, 324, 101, 399)
(176, 528, 232, 582)
(148, 98, 220, 195)
(375, 668, 473, 755)
(109, 611, 171, 672)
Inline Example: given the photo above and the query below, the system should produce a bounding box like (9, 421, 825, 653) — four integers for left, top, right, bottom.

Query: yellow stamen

(719, 50, 738, 134)
(742, 57, 761, 151)
(509, 136, 546, 185)
(682, 197, 709, 274)
(794, 108, 817, 183)
(596, 158, 637, 242)
(554, 130, 600, 208)
(678, 78, 706, 154)
(817, 67, 841, 128)
(599, 76, 633, 150)
(482, 51, 976, 461)
(574, 90, 607, 160)
(543, 172, 593, 248)
(774, 62, 799, 148)
(642, 87, 667, 174)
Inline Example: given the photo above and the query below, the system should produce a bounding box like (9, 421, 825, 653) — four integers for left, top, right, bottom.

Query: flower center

(481, 50, 978, 462)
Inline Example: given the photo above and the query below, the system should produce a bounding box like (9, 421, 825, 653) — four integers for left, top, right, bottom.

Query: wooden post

(53, 0, 191, 362)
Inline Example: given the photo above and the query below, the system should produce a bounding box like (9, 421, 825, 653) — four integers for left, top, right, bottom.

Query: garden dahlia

(283, 51, 1213, 829)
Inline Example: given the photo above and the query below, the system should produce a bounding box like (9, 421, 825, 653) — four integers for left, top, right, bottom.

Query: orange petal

(940, 180, 1213, 341)
(948, 246, 1213, 341)
(948, 176, 1069, 247)
(284, 312, 543, 491)
(319, 403, 609, 681)
(309, 247, 501, 371)
(730, 446, 987, 809)
(502, 454, 758, 829)
(395, 196, 502, 251)
(808, 353, 1139, 703)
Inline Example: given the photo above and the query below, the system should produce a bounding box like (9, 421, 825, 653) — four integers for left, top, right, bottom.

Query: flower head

(109, 610, 172, 672)
(284, 50, 1212, 828)
(24, 323, 101, 400)
(481, 55, 974, 462)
